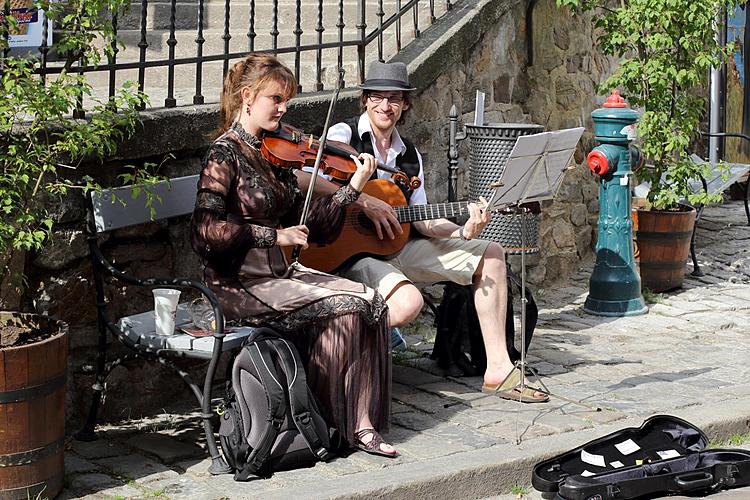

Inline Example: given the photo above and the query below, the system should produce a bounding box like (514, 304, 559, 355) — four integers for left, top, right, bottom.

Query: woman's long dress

(191, 123, 391, 442)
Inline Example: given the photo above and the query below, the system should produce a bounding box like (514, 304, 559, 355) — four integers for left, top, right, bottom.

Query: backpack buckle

(214, 402, 226, 416)
(297, 411, 311, 426)
(315, 447, 330, 460)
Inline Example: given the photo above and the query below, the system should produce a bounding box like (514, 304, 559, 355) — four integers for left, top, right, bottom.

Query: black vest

(344, 117, 421, 202)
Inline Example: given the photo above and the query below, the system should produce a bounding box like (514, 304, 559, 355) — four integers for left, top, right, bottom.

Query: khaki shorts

(341, 237, 492, 299)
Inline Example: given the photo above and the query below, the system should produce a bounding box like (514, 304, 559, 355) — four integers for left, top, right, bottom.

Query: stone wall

(25, 0, 612, 426)
(396, 0, 610, 283)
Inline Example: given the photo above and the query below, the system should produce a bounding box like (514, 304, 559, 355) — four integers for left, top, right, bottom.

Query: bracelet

(459, 224, 469, 241)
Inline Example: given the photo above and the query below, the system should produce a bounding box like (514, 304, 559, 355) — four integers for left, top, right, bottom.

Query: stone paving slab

(59, 200, 750, 499)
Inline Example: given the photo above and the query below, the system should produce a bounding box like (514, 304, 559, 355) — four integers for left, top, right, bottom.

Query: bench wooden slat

(688, 154, 750, 196)
(91, 174, 199, 233)
(117, 304, 255, 355)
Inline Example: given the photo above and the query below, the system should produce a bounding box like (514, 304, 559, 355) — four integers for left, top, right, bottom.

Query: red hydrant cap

(587, 150, 609, 175)
(603, 90, 627, 108)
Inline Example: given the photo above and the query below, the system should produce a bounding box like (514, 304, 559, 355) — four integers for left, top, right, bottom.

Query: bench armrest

(88, 242, 226, 339)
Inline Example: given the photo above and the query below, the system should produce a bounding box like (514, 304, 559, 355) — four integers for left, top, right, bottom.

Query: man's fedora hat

(359, 61, 416, 92)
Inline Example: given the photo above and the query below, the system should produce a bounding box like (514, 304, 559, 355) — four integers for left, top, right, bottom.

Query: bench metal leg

(76, 274, 113, 442)
(156, 357, 230, 474)
(76, 350, 142, 441)
(744, 180, 749, 226)
(203, 339, 232, 475)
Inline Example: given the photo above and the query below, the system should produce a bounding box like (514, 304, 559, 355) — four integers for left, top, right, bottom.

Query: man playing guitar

(296, 61, 547, 403)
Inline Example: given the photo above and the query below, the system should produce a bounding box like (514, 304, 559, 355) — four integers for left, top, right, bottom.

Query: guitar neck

(395, 202, 470, 223)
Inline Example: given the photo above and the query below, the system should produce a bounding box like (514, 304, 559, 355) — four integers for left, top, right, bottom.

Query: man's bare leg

(471, 242, 513, 385)
(385, 281, 423, 327)
(472, 243, 544, 397)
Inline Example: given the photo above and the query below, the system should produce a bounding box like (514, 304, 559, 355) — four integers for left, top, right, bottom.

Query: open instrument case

(532, 415, 750, 500)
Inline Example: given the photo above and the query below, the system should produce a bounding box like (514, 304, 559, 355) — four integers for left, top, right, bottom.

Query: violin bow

(290, 68, 346, 264)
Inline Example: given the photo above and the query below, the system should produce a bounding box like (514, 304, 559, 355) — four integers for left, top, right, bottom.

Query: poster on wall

(728, 3, 748, 138)
(0, 1, 52, 50)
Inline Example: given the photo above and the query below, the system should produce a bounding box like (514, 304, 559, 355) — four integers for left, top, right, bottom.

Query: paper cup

(152, 288, 181, 336)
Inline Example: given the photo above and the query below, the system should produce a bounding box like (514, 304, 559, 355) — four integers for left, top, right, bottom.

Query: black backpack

(431, 268, 538, 376)
(218, 327, 340, 480)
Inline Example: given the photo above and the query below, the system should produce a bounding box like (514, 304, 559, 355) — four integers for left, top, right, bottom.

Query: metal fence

(3, 0, 457, 113)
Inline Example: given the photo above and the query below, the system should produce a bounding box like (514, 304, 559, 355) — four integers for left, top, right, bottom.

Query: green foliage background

(557, 0, 738, 210)
(0, 0, 160, 304)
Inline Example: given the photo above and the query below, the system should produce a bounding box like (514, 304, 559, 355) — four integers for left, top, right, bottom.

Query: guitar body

(298, 179, 412, 273)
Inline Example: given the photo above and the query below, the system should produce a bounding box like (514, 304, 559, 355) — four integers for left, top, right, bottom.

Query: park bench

(686, 153, 750, 276)
(76, 174, 254, 475)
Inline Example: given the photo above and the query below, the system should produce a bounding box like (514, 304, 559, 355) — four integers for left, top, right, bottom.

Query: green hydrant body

(584, 90, 647, 316)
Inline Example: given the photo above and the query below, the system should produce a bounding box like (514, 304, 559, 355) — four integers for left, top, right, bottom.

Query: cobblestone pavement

(60, 200, 750, 499)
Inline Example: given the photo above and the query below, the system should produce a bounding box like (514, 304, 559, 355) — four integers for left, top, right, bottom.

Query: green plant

(641, 288, 667, 305)
(510, 484, 529, 497)
(710, 432, 750, 448)
(557, 0, 737, 210)
(0, 0, 161, 307)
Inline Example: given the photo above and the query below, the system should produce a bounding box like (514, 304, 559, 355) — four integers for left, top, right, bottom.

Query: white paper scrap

(581, 470, 596, 477)
(657, 449, 681, 459)
(610, 461, 624, 468)
(615, 438, 641, 455)
(581, 449, 606, 468)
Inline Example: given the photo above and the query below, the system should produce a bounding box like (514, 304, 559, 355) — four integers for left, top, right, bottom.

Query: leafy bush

(0, 0, 160, 304)
(557, 0, 738, 210)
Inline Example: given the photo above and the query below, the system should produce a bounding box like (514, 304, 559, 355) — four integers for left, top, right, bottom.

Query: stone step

(77, 53, 364, 100)
(112, 28, 364, 60)
(58, 0, 448, 108)
(118, 0, 414, 31)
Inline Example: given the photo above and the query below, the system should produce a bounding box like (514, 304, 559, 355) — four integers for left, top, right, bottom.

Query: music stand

(485, 127, 600, 441)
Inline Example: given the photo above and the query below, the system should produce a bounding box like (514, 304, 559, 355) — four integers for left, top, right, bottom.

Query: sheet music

(486, 127, 584, 210)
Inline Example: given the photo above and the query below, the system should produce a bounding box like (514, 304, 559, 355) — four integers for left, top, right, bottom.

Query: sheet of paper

(581, 449, 606, 468)
(610, 461, 624, 468)
(615, 438, 641, 456)
(581, 470, 595, 477)
(656, 449, 681, 459)
(485, 127, 584, 210)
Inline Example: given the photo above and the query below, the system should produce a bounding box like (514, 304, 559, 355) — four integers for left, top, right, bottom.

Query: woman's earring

(246, 104, 252, 116)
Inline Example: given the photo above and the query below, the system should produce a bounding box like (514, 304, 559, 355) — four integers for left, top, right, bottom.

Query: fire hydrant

(583, 90, 647, 316)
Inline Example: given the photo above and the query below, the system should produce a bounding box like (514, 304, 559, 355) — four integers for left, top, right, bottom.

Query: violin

(261, 123, 421, 190)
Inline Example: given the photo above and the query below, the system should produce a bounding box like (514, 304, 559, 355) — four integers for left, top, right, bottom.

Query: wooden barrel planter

(635, 205, 697, 292)
(0, 312, 68, 500)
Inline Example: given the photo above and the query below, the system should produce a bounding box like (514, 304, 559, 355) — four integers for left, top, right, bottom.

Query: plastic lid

(603, 90, 627, 108)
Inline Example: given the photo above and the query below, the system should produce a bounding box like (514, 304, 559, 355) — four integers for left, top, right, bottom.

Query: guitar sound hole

(356, 212, 376, 235)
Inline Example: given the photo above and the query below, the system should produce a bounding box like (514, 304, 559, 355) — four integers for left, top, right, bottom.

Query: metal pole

(709, 7, 728, 163)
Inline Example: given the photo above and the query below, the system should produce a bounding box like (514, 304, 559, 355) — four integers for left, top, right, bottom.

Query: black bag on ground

(532, 414, 750, 500)
(431, 267, 538, 376)
(218, 327, 339, 480)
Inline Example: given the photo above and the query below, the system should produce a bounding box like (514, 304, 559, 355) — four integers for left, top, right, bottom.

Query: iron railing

(2, 0, 458, 114)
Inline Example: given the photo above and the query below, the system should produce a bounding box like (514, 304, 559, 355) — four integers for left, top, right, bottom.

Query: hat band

(362, 78, 412, 89)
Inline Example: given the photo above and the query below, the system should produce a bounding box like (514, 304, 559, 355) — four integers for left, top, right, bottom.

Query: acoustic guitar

(293, 178, 476, 273)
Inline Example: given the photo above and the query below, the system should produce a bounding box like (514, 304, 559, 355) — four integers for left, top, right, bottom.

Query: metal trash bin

(465, 123, 544, 254)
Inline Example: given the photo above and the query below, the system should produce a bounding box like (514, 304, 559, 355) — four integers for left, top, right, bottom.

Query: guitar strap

(345, 117, 421, 202)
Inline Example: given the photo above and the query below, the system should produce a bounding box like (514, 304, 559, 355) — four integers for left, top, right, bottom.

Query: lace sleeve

(190, 143, 277, 263)
(332, 183, 361, 206)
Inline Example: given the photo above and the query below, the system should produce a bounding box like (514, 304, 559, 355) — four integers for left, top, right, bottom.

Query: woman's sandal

(481, 367, 549, 403)
(354, 428, 398, 458)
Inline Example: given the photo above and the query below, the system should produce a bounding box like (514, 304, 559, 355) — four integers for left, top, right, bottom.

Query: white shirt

(325, 113, 428, 206)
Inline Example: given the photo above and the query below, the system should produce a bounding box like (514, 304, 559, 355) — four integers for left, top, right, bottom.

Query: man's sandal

(354, 428, 398, 458)
(482, 367, 549, 403)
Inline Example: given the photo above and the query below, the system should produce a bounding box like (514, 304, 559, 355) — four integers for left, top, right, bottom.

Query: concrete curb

(258, 395, 750, 500)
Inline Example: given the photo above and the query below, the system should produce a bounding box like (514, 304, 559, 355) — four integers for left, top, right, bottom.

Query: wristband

(459, 224, 470, 241)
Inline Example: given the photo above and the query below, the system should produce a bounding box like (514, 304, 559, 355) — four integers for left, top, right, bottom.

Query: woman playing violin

(190, 53, 396, 457)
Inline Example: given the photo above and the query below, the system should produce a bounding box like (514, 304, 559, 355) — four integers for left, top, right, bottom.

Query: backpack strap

(234, 338, 287, 480)
(272, 338, 331, 461)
